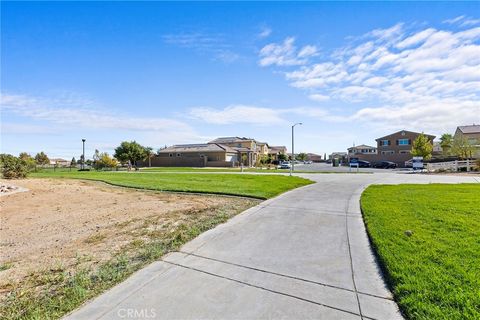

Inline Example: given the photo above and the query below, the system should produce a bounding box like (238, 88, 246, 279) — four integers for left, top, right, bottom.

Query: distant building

(306, 153, 322, 162)
(268, 146, 288, 160)
(454, 124, 480, 158)
(347, 144, 377, 156)
(153, 144, 238, 167)
(49, 158, 70, 166)
(144, 136, 287, 167)
(350, 130, 435, 167)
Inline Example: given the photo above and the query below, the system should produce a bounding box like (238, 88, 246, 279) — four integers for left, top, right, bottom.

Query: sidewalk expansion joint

(163, 260, 379, 320)
(175, 251, 393, 301)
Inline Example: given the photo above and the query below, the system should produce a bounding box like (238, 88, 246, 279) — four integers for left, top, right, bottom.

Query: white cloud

(259, 37, 317, 67)
(1, 93, 196, 134)
(308, 94, 330, 102)
(189, 105, 286, 125)
(443, 15, 465, 25)
(261, 20, 480, 132)
(162, 32, 239, 63)
(258, 26, 272, 38)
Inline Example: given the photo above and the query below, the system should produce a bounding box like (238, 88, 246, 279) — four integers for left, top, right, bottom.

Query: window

(381, 150, 394, 155)
(380, 140, 389, 146)
(398, 139, 409, 145)
(176, 153, 181, 157)
(169, 153, 173, 157)
(399, 150, 410, 154)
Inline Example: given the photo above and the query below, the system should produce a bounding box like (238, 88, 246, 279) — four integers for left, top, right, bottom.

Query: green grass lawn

(361, 184, 480, 320)
(31, 171, 314, 199)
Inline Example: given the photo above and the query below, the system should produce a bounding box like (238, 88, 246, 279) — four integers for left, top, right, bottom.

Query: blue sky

(2, 1, 480, 159)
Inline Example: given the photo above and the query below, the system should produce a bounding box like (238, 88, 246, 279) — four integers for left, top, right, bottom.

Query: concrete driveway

(65, 172, 479, 320)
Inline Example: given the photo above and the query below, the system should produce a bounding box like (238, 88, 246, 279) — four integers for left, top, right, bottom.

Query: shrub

(0, 154, 32, 179)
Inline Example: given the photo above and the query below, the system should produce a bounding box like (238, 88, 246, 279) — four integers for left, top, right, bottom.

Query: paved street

(65, 172, 479, 320)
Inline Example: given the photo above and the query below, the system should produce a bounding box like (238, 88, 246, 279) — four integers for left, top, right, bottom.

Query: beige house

(454, 125, 480, 158)
(208, 137, 259, 166)
(347, 144, 377, 156)
(152, 144, 238, 167)
(49, 158, 70, 166)
(268, 146, 288, 160)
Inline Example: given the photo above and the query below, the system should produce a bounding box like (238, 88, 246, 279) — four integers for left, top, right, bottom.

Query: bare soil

(0, 178, 258, 296)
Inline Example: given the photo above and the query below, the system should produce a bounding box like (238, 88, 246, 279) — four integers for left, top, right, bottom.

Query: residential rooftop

(457, 124, 480, 134)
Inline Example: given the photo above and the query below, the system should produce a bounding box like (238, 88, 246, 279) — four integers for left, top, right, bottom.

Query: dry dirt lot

(0, 178, 259, 299)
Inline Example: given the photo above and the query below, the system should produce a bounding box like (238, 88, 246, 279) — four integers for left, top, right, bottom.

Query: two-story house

(350, 130, 435, 167)
(375, 130, 435, 166)
(347, 144, 377, 156)
(454, 125, 480, 158)
(208, 137, 259, 166)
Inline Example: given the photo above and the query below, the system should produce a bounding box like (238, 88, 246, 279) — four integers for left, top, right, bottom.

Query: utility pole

(82, 139, 86, 170)
(290, 122, 302, 176)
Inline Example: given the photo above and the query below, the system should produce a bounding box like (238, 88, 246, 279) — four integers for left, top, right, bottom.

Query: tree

(439, 133, 453, 155)
(296, 152, 308, 161)
(0, 154, 31, 179)
(114, 141, 148, 166)
(145, 147, 154, 167)
(411, 133, 433, 160)
(277, 153, 288, 162)
(34, 151, 50, 165)
(93, 149, 100, 163)
(94, 152, 118, 169)
(71, 157, 76, 167)
(452, 136, 475, 159)
(19, 152, 36, 171)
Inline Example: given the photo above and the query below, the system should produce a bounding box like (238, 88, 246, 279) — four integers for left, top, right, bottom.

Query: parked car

(372, 161, 397, 169)
(353, 160, 371, 168)
(278, 162, 292, 169)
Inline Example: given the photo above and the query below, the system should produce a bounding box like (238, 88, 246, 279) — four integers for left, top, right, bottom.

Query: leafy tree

(277, 153, 288, 162)
(114, 141, 148, 166)
(296, 152, 308, 161)
(34, 151, 50, 165)
(439, 133, 453, 155)
(145, 147, 154, 167)
(93, 149, 100, 163)
(411, 133, 433, 160)
(71, 157, 77, 167)
(94, 152, 118, 169)
(241, 154, 248, 166)
(19, 152, 36, 170)
(0, 154, 31, 179)
(258, 154, 270, 166)
(452, 136, 475, 159)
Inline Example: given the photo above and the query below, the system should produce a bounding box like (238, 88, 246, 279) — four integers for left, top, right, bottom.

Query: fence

(426, 160, 476, 172)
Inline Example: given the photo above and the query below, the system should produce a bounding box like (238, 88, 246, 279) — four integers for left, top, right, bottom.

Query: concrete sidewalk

(65, 173, 479, 320)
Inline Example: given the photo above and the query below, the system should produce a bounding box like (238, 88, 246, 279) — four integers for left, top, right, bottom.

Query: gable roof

(158, 143, 237, 153)
(457, 125, 480, 134)
(375, 130, 435, 141)
(208, 137, 255, 144)
(348, 144, 376, 150)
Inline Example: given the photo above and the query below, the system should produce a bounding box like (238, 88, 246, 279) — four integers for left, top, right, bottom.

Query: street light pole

(82, 139, 86, 170)
(290, 122, 302, 176)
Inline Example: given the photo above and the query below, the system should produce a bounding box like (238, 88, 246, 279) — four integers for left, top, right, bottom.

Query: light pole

(81, 139, 86, 170)
(290, 122, 302, 176)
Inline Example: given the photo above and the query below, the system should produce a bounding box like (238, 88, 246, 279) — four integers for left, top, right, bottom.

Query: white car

(278, 162, 292, 169)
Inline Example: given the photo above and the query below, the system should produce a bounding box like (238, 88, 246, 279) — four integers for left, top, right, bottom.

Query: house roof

(457, 125, 480, 134)
(208, 137, 255, 144)
(375, 130, 435, 140)
(268, 145, 287, 152)
(347, 144, 376, 150)
(158, 143, 237, 153)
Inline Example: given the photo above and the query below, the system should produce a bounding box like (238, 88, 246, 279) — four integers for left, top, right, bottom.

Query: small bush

(0, 154, 32, 179)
